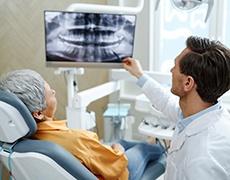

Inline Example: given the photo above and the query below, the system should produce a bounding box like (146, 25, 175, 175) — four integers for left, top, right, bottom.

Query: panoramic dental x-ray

(45, 11, 136, 63)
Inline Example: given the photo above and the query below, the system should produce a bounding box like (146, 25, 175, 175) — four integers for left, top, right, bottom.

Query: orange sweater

(30, 120, 129, 180)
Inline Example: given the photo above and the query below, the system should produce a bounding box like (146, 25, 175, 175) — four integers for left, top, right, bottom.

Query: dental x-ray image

(44, 11, 136, 67)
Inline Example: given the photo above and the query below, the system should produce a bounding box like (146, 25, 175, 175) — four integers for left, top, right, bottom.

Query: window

(225, 0, 230, 47)
(156, 0, 210, 73)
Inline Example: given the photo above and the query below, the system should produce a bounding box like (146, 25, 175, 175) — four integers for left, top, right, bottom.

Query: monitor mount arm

(55, 1, 144, 130)
(55, 68, 121, 130)
(66, 0, 144, 14)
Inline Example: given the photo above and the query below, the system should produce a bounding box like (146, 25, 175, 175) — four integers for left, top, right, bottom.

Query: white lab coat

(140, 75, 230, 180)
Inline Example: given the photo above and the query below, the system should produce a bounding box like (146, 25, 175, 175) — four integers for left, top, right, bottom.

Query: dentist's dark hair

(179, 36, 230, 103)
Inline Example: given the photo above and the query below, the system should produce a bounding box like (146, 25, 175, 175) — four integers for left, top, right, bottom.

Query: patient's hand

(111, 143, 125, 153)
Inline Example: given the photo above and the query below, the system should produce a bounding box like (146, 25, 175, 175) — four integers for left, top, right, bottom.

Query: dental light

(155, 0, 214, 22)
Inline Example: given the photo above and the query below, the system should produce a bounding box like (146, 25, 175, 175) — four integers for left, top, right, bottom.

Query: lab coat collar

(177, 102, 220, 133)
(169, 107, 227, 153)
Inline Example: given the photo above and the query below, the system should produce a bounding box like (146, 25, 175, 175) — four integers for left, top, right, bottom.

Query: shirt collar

(177, 101, 221, 133)
(36, 120, 68, 130)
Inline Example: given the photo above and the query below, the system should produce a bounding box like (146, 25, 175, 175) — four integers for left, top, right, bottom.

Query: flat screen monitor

(44, 10, 136, 69)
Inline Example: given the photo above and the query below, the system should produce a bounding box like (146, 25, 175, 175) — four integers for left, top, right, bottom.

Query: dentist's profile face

(170, 48, 190, 97)
(45, 11, 136, 62)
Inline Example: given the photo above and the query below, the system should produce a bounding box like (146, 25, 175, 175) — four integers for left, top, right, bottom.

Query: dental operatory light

(171, 0, 203, 10)
(155, 0, 214, 23)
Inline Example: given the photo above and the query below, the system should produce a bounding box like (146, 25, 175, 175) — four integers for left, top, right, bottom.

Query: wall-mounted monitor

(44, 10, 136, 69)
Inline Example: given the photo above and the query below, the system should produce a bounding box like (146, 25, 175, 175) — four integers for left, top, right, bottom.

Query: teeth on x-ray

(58, 31, 124, 47)
(45, 12, 136, 62)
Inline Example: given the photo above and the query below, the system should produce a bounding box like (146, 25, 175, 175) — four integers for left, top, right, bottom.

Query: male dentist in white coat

(122, 36, 230, 180)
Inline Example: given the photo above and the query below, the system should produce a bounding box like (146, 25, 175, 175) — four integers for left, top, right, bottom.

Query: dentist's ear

(32, 111, 44, 120)
(184, 75, 196, 92)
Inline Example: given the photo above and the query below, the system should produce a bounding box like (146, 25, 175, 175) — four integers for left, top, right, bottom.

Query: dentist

(123, 36, 230, 180)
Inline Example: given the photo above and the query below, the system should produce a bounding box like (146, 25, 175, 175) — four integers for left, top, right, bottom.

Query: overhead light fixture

(171, 0, 201, 11)
(155, 0, 214, 23)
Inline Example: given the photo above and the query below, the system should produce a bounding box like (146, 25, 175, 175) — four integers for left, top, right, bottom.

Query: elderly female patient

(0, 69, 165, 180)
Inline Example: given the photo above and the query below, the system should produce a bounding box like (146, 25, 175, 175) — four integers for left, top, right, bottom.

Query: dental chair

(0, 91, 97, 180)
(0, 89, 166, 180)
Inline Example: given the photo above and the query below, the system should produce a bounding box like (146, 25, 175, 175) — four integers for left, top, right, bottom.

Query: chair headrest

(0, 91, 37, 143)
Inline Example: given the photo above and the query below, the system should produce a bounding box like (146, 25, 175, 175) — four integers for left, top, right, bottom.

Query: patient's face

(41, 81, 57, 120)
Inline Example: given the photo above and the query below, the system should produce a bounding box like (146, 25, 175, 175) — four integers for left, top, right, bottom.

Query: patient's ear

(32, 111, 44, 120)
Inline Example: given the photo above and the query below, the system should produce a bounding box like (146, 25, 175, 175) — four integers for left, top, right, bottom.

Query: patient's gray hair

(0, 69, 46, 113)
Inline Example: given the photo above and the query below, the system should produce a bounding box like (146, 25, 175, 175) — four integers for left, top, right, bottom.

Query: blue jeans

(114, 139, 165, 180)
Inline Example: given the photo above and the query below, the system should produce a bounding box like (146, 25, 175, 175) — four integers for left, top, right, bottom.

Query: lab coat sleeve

(141, 75, 180, 124)
(185, 157, 228, 180)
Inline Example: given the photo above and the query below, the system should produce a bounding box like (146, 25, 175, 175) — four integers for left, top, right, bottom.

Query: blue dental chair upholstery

(0, 91, 97, 180)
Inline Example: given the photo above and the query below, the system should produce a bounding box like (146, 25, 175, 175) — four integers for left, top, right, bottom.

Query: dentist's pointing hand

(122, 57, 143, 79)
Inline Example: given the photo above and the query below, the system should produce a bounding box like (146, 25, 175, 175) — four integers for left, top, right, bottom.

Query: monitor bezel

(44, 10, 137, 69)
